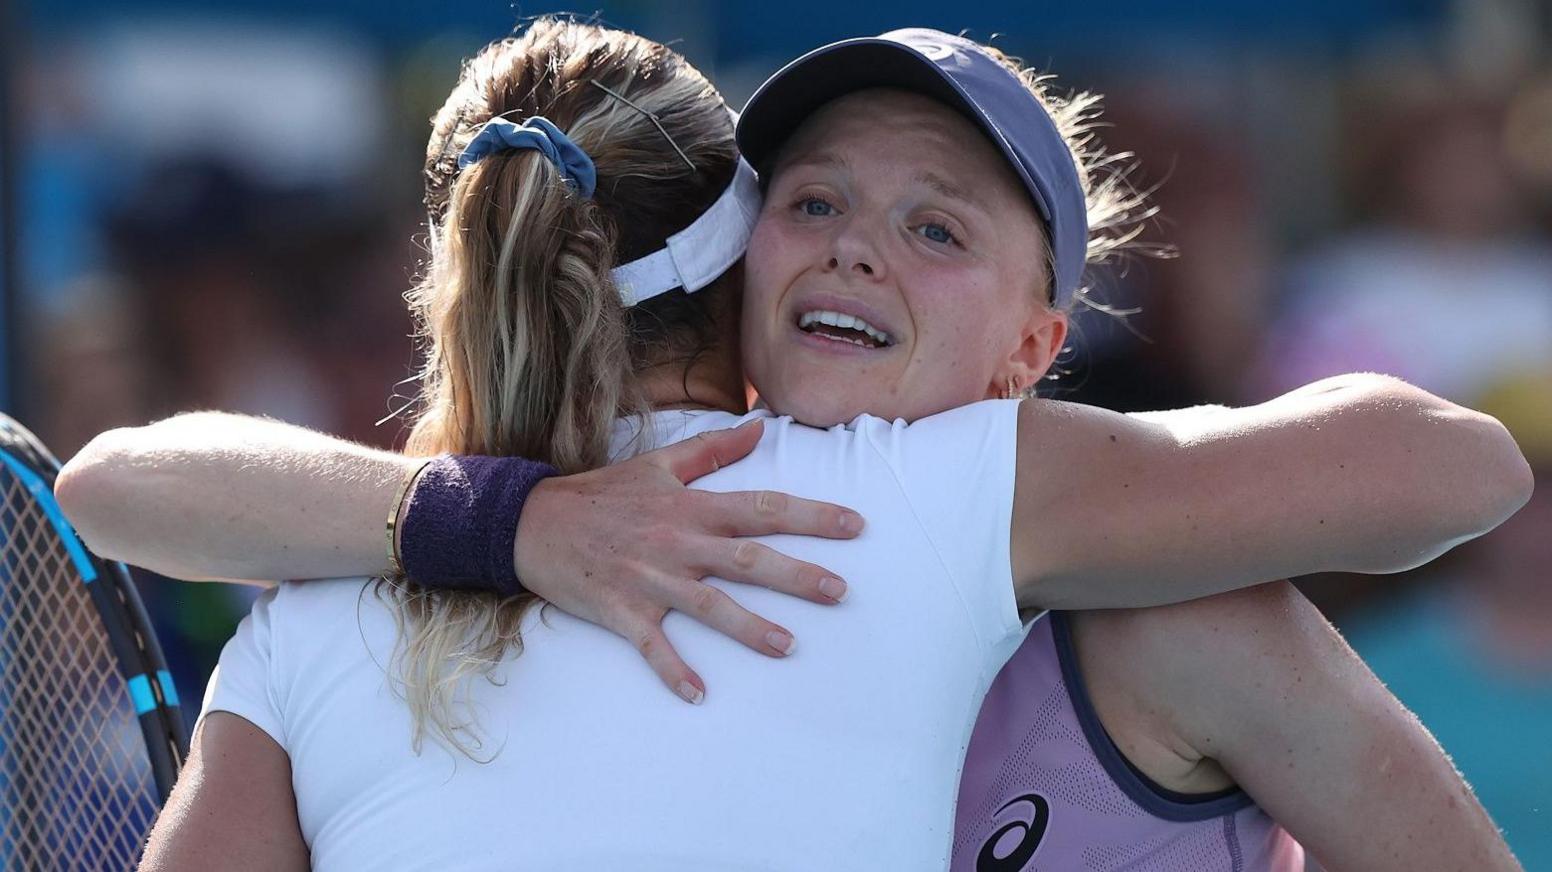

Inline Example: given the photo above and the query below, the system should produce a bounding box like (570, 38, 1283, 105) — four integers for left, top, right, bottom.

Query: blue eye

(799, 197, 835, 217)
(917, 222, 956, 245)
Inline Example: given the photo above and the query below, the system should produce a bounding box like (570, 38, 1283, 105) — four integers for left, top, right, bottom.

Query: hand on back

(512, 419, 862, 703)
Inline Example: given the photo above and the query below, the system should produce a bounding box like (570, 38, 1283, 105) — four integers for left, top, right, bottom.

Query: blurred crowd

(10, 2, 1551, 866)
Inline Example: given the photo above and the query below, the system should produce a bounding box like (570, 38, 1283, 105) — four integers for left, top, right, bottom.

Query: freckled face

(741, 88, 1065, 427)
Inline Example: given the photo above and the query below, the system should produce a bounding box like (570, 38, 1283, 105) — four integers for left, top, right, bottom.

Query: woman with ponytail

(102, 20, 1529, 871)
(378, 26, 758, 750)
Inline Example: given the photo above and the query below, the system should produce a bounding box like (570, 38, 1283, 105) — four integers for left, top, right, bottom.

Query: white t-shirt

(201, 402, 1025, 871)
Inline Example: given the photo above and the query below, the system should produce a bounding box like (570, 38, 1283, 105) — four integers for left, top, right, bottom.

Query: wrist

(399, 455, 558, 595)
(388, 458, 436, 577)
(511, 476, 559, 586)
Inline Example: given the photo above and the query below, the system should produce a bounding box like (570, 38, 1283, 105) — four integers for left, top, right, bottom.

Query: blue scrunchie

(457, 116, 597, 199)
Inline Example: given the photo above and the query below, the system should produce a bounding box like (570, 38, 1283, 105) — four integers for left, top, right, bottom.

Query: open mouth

(796, 309, 894, 349)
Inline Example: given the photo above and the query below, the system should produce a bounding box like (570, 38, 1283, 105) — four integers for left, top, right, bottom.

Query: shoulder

(255, 577, 387, 651)
(1067, 583, 1315, 788)
(1072, 581, 1328, 748)
(1071, 582, 1310, 705)
(611, 409, 767, 460)
(268, 576, 380, 615)
(843, 399, 1022, 470)
(1077, 580, 1302, 641)
(880, 398, 1021, 438)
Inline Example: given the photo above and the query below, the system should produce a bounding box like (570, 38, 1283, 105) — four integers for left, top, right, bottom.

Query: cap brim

(739, 39, 987, 176)
(737, 38, 1050, 229)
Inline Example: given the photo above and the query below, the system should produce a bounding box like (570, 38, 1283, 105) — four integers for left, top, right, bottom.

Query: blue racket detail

(0, 449, 96, 582)
(127, 674, 158, 716)
(158, 669, 180, 708)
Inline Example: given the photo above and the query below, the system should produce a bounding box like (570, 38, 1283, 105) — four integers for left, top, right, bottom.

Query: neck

(636, 337, 748, 415)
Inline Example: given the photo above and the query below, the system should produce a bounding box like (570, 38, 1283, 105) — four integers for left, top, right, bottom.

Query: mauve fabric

(952, 612, 1304, 871)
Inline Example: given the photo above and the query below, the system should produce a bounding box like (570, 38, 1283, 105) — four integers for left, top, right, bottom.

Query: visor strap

(611, 158, 761, 307)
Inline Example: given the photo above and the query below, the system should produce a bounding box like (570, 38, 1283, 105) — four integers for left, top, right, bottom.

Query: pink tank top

(952, 611, 1305, 871)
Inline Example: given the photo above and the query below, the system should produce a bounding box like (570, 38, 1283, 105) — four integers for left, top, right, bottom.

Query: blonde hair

(382, 18, 739, 757)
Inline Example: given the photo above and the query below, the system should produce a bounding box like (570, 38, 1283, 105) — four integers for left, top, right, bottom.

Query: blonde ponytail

(406, 146, 637, 472)
(380, 18, 739, 757)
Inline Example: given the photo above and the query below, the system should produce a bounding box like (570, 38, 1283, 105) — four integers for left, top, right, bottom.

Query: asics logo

(976, 792, 1050, 871)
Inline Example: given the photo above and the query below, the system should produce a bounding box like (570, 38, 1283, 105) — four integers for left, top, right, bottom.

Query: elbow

(55, 428, 139, 558)
(1340, 381, 1535, 573)
(1418, 408, 1535, 549)
(1355, 377, 1534, 536)
(1468, 411, 1536, 532)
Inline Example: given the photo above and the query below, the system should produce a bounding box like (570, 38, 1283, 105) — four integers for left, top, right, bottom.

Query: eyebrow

(913, 170, 976, 207)
(777, 151, 849, 176)
(779, 151, 981, 212)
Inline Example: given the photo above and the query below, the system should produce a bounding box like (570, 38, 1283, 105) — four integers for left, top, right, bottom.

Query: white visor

(610, 157, 762, 307)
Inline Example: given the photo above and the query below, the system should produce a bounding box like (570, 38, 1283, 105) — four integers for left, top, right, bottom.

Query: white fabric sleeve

(198, 585, 286, 747)
(866, 399, 1024, 655)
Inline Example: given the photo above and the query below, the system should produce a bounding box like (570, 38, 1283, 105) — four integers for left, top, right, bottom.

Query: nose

(826, 256, 874, 276)
(824, 221, 885, 281)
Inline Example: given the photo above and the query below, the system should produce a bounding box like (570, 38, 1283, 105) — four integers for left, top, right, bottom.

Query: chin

(761, 387, 873, 429)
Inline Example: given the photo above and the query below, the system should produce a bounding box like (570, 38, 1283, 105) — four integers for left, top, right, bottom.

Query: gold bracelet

(386, 457, 436, 578)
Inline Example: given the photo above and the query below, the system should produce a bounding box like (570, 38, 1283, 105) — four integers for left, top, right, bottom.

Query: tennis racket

(0, 413, 188, 870)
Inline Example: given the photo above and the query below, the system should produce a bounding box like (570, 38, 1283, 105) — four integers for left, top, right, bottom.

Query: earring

(1003, 376, 1021, 400)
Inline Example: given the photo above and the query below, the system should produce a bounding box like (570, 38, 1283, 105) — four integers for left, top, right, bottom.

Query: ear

(993, 305, 1067, 397)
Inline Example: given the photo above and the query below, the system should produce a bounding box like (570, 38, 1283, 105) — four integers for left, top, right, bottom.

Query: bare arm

(1073, 583, 1520, 872)
(138, 712, 309, 872)
(1013, 373, 1533, 609)
(55, 412, 862, 698)
(58, 412, 407, 584)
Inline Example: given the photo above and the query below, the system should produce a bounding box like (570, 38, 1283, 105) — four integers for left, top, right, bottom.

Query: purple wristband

(398, 454, 558, 596)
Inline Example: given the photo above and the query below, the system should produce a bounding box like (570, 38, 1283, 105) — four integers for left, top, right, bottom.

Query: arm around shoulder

(56, 411, 413, 582)
(1010, 373, 1534, 610)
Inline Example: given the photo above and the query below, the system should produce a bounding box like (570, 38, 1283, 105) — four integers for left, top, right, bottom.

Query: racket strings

(0, 475, 161, 869)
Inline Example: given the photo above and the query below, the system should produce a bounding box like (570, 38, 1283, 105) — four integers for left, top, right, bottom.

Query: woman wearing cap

(735, 30, 1522, 870)
(101, 20, 1529, 872)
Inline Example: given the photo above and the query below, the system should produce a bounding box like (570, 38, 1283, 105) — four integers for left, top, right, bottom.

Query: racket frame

(0, 414, 189, 801)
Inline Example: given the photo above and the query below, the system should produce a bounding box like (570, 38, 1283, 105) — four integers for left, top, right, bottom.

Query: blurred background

(2, 0, 1548, 864)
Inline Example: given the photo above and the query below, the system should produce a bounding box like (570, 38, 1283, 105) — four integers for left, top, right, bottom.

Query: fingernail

(839, 511, 864, 534)
(677, 681, 704, 705)
(766, 630, 795, 655)
(820, 576, 849, 602)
